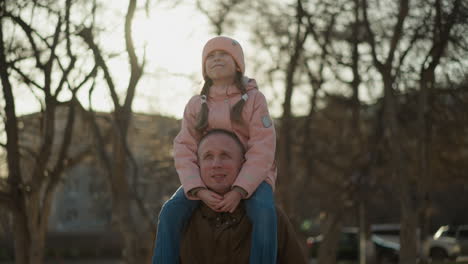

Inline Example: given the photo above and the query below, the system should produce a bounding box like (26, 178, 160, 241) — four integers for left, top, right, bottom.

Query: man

(179, 129, 307, 264)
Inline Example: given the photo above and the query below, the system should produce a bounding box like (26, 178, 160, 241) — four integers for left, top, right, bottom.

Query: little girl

(152, 36, 277, 264)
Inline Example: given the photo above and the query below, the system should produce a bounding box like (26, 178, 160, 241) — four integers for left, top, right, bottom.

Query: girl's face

(205, 50, 237, 82)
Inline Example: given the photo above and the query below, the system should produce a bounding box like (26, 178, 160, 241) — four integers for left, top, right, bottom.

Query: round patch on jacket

(262, 115, 272, 128)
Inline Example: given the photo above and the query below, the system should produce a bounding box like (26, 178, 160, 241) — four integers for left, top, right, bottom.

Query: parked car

(423, 225, 465, 261)
(306, 227, 399, 263)
(306, 228, 359, 261)
(372, 235, 400, 264)
(370, 224, 403, 263)
(371, 224, 402, 245)
(370, 223, 465, 261)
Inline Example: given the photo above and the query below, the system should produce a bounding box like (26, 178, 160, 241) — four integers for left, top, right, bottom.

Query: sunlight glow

(127, 4, 211, 118)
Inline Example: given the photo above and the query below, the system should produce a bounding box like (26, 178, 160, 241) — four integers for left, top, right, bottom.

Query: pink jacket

(173, 78, 277, 199)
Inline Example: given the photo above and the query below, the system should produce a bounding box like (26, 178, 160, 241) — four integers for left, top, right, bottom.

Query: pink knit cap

(202, 36, 245, 78)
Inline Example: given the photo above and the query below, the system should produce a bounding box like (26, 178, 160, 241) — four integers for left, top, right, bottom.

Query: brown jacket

(180, 203, 307, 264)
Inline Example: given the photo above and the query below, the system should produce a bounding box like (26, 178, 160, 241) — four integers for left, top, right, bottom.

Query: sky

(11, 0, 371, 120)
(128, 2, 212, 119)
(11, 1, 244, 119)
(80, 1, 257, 119)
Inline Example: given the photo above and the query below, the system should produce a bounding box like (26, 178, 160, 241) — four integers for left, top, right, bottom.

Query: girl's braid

(195, 79, 212, 132)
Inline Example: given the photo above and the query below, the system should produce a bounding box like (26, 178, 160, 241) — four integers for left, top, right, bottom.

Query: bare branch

(10, 64, 43, 90)
(78, 27, 120, 107)
(361, 0, 384, 71)
(76, 99, 113, 177)
(53, 0, 77, 97)
(196, 0, 245, 35)
(386, 0, 409, 67)
(49, 99, 76, 184)
(75, 65, 98, 92)
(0, 14, 24, 207)
(53, 54, 76, 97)
(196, 0, 224, 34)
(42, 99, 79, 221)
(43, 15, 62, 96)
(123, 0, 143, 111)
(5, 12, 44, 69)
(424, 0, 461, 73)
(396, 22, 425, 76)
(65, 0, 73, 56)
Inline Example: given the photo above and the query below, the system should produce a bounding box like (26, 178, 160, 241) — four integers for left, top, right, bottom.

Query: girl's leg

(152, 186, 199, 264)
(244, 182, 278, 264)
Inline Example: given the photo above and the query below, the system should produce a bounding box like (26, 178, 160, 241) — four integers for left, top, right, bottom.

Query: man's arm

(276, 206, 308, 264)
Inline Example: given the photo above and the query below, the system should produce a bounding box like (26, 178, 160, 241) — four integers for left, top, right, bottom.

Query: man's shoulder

(274, 205, 308, 264)
(274, 205, 292, 231)
(275, 205, 293, 227)
(275, 205, 287, 217)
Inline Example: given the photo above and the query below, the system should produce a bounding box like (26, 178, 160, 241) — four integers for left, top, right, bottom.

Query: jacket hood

(244, 77, 258, 91)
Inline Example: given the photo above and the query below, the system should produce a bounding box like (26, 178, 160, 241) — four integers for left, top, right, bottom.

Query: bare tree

(361, 0, 422, 262)
(300, 2, 349, 263)
(195, 1, 468, 263)
(416, 2, 465, 260)
(78, 0, 155, 262)
(273, 0, 311, 216)
(361, 0, 468, 263)
(195, 0, 247, 35)
(0, 1, 95, 263)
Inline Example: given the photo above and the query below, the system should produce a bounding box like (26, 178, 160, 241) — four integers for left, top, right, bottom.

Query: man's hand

(217, 190, 242, 213)
(197, 189, 223, 212)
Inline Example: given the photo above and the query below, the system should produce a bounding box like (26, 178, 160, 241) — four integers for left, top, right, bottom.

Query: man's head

(197, 130, 245, 195)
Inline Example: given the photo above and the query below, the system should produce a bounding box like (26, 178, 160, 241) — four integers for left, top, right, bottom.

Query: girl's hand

(197, 189, 223, 212)
(217, 190, 242, 213)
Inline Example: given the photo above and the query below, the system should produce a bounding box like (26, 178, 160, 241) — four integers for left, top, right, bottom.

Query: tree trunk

(29, 227, 46, 264)
(12, 202, 48, 264)
(416, 0, 459, 258)
(111, 132, 153, 263)
(399, 193, 419, 264)
(277, 0, 308, 216)
(317, 210, 343, 264)
(12, 210, 29, 264)
(2, 2, 95, 263)
(417, 69, 432, 264)
(382, 73, 418, 264)
(78, 0, 154, 261)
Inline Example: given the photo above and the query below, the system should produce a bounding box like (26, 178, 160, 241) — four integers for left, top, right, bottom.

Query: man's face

(198, 133, 244, 195)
